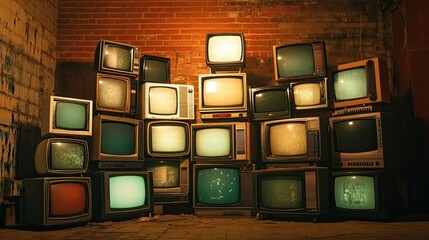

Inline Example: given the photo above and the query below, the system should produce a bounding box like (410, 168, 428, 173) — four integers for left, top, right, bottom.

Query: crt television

(260, 117, 329, 164)
(273, 41, 327, 81)
(253, 167, 329, 220)
(193, 162, 254, 216)
(205, 32, 245, 71)
(40, 95, 93, 137)
(139, 55, 170, 83)
(94, 40, 140, 76)
(34, 138, 89, 176)
(91, 115, 143, 161)
(333, 57, 389, 109)
(249, 84, 291, 121)
(20, 177, 92, 226)
(191, 122, 250, 162)
(329, 111, 394, 169)
(145, 121, 190, 158)
(91, 171, 153, 221)
(198, 73, 248, 120)
(290, 77, 329, 111)
(140, 82, 194, 120)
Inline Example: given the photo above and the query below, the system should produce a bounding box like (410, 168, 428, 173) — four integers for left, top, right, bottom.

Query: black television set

(205, 32, 245, 72)
(94, 40, 140, 76)
(145, 121, 190, 158)
(249, 84, 291, 121)
(139, 55, 170, 83)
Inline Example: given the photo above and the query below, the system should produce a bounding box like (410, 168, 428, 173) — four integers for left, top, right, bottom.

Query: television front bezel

(34, 138, 89, 176)
(205, 32, 246, 71)
(249, 84, 291, 121)
(91, 171, 154, 221)
(290, 77, 329, 111)
(139, 55, 171, 83)
(332, 57, 390, 109)
(273, 40, 327, 81)
(95, 39, 140, 77)
(145, 121, 190, 158)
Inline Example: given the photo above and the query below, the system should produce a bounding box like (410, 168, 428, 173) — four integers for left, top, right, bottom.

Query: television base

(194, 208, 253, 217)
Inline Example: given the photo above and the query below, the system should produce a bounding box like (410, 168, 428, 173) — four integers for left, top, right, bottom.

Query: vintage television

(290, 77, 329, 111)
(40, 95, 93, 137)
(249, 84, 291, 121)
(140, 82, 194, 120)
(260, 117, 329, 164)
(273, 40, 327, 81)
(253, 167, 329, 220)
(145, 121, 190, 158)
(34, 138, 89, 176)
(91, 171, 153, 221)
(191, 122, 250, 162)
(20, 177, 92, 226)
(331, 170, 390, 220)
(333, 57, 389, 109)
(94, 39, 140, 76)
(193, 162, 254, 216)
(205, 32, 245, 71)
(329, 111, 394, 169)
(198, 73, 248, 120)
(143, 159, 189, 204)
(91, 115, 143, 163)
(93, 73, 137, 117)
(140, 55, 170, 83)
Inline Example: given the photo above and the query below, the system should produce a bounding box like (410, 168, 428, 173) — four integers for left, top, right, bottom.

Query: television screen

(259, 174, 303, 209)
(249, 85, 291, 121)
(333, 175, 376, 210)
(140, 55, 170, 83)
(109, 175, 147, 209)
(146, 121, 190, 158)
(41, 96, 93, 137)
(334, 67, 367, 101)
(196, 167, 240, 205)
(34, 138, 89, 175)
(149, 86, 177, 115)
(95, 40, 140, 76)
(146, 160, 180, 188)
(270, 122, 307, 156)
(274, 41, 326, 81)
(290, 77, 328, 110)
(195, 127, 231, 157)
(20, 177, 92, 226)
(206, 33, 245, 70)
(333, 119, 378, 153)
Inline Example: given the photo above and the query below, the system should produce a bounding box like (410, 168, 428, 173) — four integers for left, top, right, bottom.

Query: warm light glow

(208, 36, 242, 62)
(348, 121, 354, 126)
(206, 81, 217, 93)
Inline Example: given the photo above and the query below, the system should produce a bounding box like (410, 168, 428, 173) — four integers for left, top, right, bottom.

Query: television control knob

(369, 93, 377, 101)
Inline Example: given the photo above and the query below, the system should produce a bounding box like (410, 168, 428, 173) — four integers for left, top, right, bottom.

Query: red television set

(193, 162, 254, 216)
(191, 122, 250, 162)
(20, 177, 92, 227)
(140, 55, 170, 83)
(140, 82, 194, 120)
(145, 121, 190, 158)
(205, 32, 245, 72)
(253, 167, 330, 221)
(260, 117, 329, 165)
(273, 41, 327, 81)
(332, 57, 389, 109)
(143, 159, 190, 204)
(329, 111, 394, 169)
(94, 40, 140, 77)
(91, 171, 153, 221)
(290, 77, 329, 111)
(198, 73, 248, 120)
(40, 95, 93, 137)
(34, 138, 89, 176)
(249, 84, 291, 121)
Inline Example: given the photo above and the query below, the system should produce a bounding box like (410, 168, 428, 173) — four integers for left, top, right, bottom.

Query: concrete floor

(2, 214, 429, 240)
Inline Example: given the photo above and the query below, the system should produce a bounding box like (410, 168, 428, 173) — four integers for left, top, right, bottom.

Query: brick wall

(0, 0, 57, 200)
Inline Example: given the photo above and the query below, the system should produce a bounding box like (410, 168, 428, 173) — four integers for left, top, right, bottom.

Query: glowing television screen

(206, 32, 245, 71)
(140, 55, 170, 83)
(249, 85, 291, 121)
(290, 77, 328, 111)
(145, 121, 190, 158)
(95, 40, 140, 76)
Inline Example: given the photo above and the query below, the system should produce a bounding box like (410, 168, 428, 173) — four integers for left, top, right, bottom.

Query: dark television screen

(259, 174, 304, 209)
(146, 161, 180, 188)
(142, 56, 170, 83)
(254, 89, 289, 113)
(103, 44, 132, 72)
(101, 122, 136, 155)
(333, 119, 377, 153)
(276, 44, 314, 78)
(50, 141, 85, 170)
(196, 167, 240, 205)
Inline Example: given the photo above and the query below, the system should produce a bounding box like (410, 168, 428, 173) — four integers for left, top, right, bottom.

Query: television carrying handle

(210, 67, 243, 74)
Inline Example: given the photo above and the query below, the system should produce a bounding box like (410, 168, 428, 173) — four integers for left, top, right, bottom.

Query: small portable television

(143, 159, 190, 204)
(273, 40, 327, 81)
(331, 170, 390, 220)
(329, 111, 394, 169)
(140, 82, 194, 120)
(145, 121, 190, 158)
(333, 57, 389, 109)
(20, 177, 92, 226)
(91, 115, 143, 162)
(260, 117, 329, 164)
(193, 162, 254, 216)
(249, 84, 291, 121)
(94, 39, 140, 76)
(290, 77, 329, 111)
(40, 95, 93, 137)
(191, 122, 250, 162)
(93, 73, 138, 117)
(198, 73, 248, 120)
(253, 167, 329, 220)
(34, 138, 89, 176)
(140, 55, 170, 83)
(205, 32, 245, 71)
(91, 171, 153, 221)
